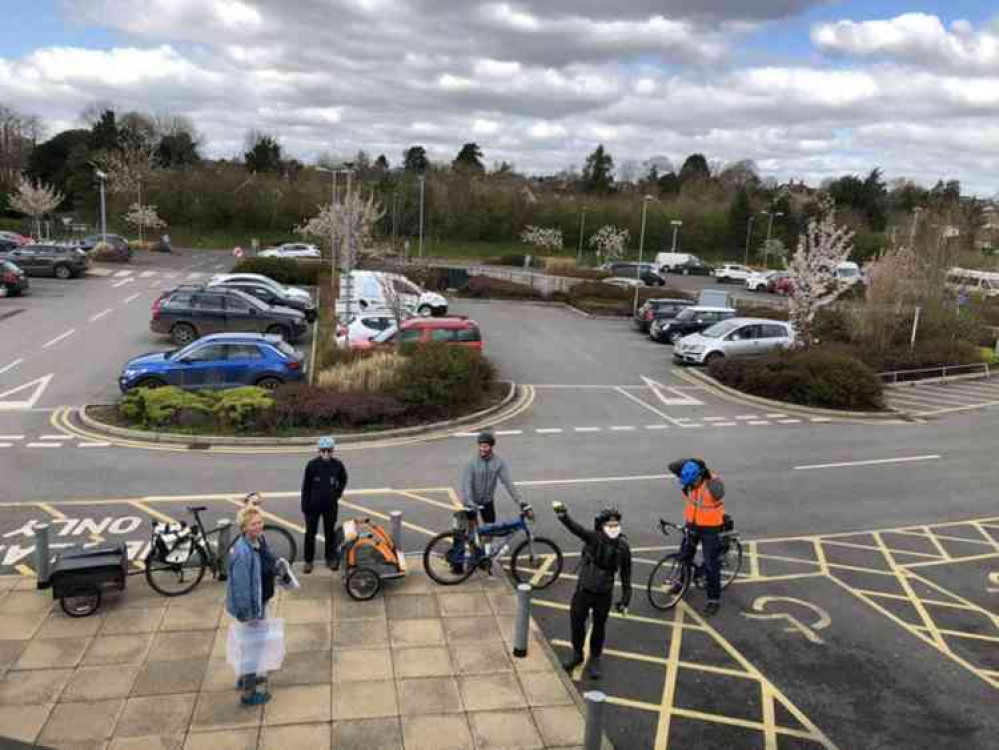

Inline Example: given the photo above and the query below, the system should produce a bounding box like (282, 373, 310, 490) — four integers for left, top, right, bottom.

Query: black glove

(552, 501, 567, 516)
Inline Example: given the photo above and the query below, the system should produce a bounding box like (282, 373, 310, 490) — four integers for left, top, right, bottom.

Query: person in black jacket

(554, 502, 632, 680)
(300, 436, 348, 573)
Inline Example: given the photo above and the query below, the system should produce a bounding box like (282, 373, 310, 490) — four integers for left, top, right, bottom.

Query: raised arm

(556, 510, 598, 545)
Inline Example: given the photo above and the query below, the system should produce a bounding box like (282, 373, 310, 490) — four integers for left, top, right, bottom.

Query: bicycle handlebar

(659, 518, 683, 533)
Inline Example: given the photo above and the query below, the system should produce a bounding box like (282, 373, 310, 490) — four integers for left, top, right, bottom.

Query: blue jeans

(681, 526, 722, 601)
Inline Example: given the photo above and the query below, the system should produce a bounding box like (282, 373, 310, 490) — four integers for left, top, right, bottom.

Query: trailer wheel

(60, 589, 101, 617)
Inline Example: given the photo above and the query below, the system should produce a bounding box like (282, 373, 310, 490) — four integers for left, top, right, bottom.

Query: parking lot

(1, 253, 998, 749)
(885, 377, 999, 417)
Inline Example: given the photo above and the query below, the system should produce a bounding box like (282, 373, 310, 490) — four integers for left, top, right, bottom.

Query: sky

(1, 1, 997, 194)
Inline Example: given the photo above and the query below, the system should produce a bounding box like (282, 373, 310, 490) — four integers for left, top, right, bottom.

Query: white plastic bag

(276, 559, 300, 591)
(227, 618, 286, 676)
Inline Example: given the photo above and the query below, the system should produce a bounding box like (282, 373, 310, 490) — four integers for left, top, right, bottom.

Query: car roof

(687, 306, 737, 313)
(725, 317, 790, 326)
(400, 316, 475, 329)
(649, 298, 694, 304)
(188, 332, 282, 344)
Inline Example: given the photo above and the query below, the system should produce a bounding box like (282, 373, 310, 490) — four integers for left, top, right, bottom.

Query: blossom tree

(786, 197, 857, 347)
(9, 177, 64, 238)
(519, 225, 563, 253)
(588, 225, 630, 260)
(123, 203, 167, 236)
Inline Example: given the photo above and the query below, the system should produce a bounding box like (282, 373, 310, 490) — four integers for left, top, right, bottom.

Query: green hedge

(390, 343, 497, 417)
(709, 348, 885, 411)
(231, 257, 321, 286)
(120, 386, 274, 429)
(462, 276, 544, 300)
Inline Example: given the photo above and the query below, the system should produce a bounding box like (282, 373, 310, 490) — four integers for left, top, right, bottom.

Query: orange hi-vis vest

(684, 481, 725, 527)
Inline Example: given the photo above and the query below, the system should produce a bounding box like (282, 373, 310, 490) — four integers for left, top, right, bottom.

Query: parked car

(602, 277, 644, 288)
(654, 305, 736, 345)
(634, 298, 694, 333)
(207, 277, 317, 322)
(602, 262, 665, 286)
(151, 285, 309, 346)
(355, 316, 483, 351)
(0, 231, 30, 246)
(340, 270, 448, 316)
(119, 333, 305, 392)
(336, 310, 399, 348)
(259, 243, 321, 259)
(0, 260, 29, 297)
(745, 270, 775, 292)
(945, 267, 999, 299)
(0, 244, 89, 279)
(647, 302, 703, 342)
(772, 274, 794, 296)
(673, 318, 795, 365)
(210, 273, 313, 304)
(713, 263, 755, 284)
(654, 252, 699, 273)
(670, 257, 712, 276)
(79, 234, 131, 257)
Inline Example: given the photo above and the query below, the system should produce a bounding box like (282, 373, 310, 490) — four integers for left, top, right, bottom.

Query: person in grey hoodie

(460, 431, 526, 523)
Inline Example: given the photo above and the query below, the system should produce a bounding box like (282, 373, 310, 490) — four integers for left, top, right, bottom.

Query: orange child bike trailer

(338, 518, 407, 601)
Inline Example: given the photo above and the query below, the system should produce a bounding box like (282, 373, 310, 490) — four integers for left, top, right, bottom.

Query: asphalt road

(0, 253, 996, 749)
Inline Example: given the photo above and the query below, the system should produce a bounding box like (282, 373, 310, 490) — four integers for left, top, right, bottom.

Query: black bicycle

(646, 518, 743, 610)
(145, 505, 297, 596)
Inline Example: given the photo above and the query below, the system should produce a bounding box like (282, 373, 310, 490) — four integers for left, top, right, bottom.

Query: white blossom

(588, 225, 630, 259)
(123, 202, 167, 232)
(519, 225, 564, 252)
(8, 176, 64, 238)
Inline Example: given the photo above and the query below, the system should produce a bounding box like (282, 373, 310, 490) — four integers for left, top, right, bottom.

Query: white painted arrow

(641, 376, 704, 406)
(0, 374, 54, 411)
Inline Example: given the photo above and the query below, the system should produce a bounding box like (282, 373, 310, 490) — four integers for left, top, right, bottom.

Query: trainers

(562, 652, 584, 672)
(703, 600, 720, 616)
(327, 558, 339, 571)
(303, 562, 313, 574)
(586, 656, 603, 680)
(240, 690, 271, 706)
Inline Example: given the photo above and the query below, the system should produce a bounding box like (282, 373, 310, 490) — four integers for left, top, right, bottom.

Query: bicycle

(144, 504, 297, 597)
(646, 518, 743, 610)
(422, 504, 563, 589)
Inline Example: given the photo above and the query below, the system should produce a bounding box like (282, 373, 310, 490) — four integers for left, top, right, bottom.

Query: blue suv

(119, 333, 305, 392)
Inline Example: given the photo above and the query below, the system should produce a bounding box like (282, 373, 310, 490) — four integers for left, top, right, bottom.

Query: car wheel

(417, 304, 432, 317)
(266, 324, 291, 340)
(255, 376, 283, 390)
(53, 264, 72, 280)
(704, 352, 724, 367)
(170, 323, 197, 346)
(135, 377, 167, 390)
(668, 330, 684, 345)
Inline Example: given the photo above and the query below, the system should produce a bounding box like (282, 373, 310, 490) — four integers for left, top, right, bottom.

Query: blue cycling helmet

(679, 460, 705, 490)
(317, 436, 335, 451)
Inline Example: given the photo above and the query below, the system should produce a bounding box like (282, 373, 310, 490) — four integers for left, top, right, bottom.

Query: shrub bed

(732, 303, 789, 321)
(562, 282, 694, 316)
(461, 275, 545, 300)
(709, 348, 885, 411)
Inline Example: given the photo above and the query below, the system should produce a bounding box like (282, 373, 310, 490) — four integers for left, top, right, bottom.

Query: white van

(945, 267, 999, 299)
(835, 261, 862, 281)
(338, 270, 448, 316)
(654, 253, 698, 273)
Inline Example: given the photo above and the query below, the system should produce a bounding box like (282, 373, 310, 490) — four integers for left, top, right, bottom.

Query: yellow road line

(36, 503, 68, 520)
(812, 538, 831, 575)
(652, 604, 685, 750)
(822, 538, 942, 559)
(853, 589, 979, 612)
(731, 572, 827, 585)
(903, 571, 999, 629)
(761, 683, 778, 750)
(395, 490, 458, 512)
(529, 555, 557, 588)
(445, 488, 463, 509)
(918, 526, 953, 559)
(901, 551, 999, 569)
(892, 529, 994, 548)
(128, 500, 177, 525)
(746, 541, 761, 579)
(972, 522, 999, 551)
(15, 564, 33, 577)
(667, 707, 828, 741)
(912, 627, 999, 643)
(339, 499, 438, 539)
(872, 532, 947, 650)
(530, 598, 706, 632)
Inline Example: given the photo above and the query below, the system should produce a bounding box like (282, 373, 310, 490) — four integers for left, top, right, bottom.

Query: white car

(745, 271, 775, 293)
(712, 264, 755, 284)
(340, 270, 447, 317)
(336, 311, 399, 348)
(259, 243, 321, 259)
(210, 273, 312, 303)
(602, 277, 644, 288)
(673, 318, 795, 365)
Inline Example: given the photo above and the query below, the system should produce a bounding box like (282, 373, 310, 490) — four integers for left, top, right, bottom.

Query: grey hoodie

(460, 453, 522, 509)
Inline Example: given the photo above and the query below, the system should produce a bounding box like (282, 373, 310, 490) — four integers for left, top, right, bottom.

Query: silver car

(673, 318, 795, 366)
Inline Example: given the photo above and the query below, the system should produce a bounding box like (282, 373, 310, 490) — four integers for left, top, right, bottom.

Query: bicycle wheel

(61, 590, 101, 617)
(263, 526, 297, 565)
(145, 544, 208, 596)
(719, 537, 743, 590)
(647, 553, 690, 611)
(509, 537, 563, 590)
(345, 568, 381, 601)
(423, 531, 478, 585)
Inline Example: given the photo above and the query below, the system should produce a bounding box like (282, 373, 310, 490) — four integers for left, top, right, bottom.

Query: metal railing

(879, 362, 992, 385)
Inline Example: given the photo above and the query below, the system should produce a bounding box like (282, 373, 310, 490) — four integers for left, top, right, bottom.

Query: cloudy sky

(2, 1, 997, 194)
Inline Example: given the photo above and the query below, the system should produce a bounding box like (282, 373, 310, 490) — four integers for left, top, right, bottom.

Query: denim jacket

(226, 536, 264, 622)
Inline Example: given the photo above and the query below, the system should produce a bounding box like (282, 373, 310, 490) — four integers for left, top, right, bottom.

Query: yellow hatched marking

(531, 598, 707, 631)
(901, 551, 999, 569)
(395, 490, 458, 512)
(813, 538, 831, 575)
(972, 522, 999, 551)
(15, 564, 33, 577)
(445, 488, 463, 509)
(36, 503, 67, 520)
(550, 640, 759, 680)
(338, 499, 438, 539)
(854, 589, 979, 612)
(652, 603, 685, 750)
(732, 572, 827, 585)
(893, 529, 994, 548)
(746, 540, 761, 579)
(529, 555, 557, 588)
(761, 683, 778, 750)
(904, 570, 999, 629)
(128, 500, 177, 525)
(872, 532, 947, 650)
(224, 498, 307, 535)
(919, 526, 953, 559)
(822, 537, 941, 560)
(913, 627, 999, 643)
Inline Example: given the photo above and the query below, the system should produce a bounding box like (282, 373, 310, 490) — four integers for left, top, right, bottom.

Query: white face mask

(603, 524, 622, 540)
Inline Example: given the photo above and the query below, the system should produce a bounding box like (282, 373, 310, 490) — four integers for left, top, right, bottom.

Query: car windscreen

(837, 266, 860, 277)
(701, 320, 741, 339)
(373, 327, 398, 343)
(273, 339, 298, 358)
(229, 289, 268, 309)
(674, 308, 699, 321)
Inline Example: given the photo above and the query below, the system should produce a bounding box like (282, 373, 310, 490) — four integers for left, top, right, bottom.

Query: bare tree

(0, 106, 42, 195)
(9, 177, 64, 238)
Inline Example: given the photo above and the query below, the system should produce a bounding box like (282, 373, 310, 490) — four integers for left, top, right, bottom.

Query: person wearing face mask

(300, 436, 348, 574)
(553, 502, 632, 680)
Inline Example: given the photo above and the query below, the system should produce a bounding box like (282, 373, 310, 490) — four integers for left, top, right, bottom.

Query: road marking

(26, 442, 60, 448)
(794, 455, 941, 471)
(519, 473, 670, 487)
(139, 271, 156, 278)
(186, 272, 204, 280)
(122, 292, 141, 304)
(111, 277, 134, 288)
(113, 270, 132, 278)
(703, 416, 726, 422)
(88, 308, 113, 323)
(712, 422, 737, 427)
(0, 435, 25, 440)
(494, 430, 522, 436)
(765, 413, 787, 418)
(535, 428, 563, 434)
(749, 421, 770, 426)
(735, 415, 759, 420)
(615, 386, 687, 427)
(78, 442, 111, 448)
(0, 443, 13, 448)
(43, 329, 75, 348)
(645, 424, 668, 430)
(810, 417, 833, 423)
(39, 435, 68, 440)
(0, 374, 53, 411)
(0, 358, 23, 376)
(778, 419, 802, 424)
(453, 432, 478, 437)
(610, 426, 635, 431)
(642, 376, 705, 406)
(742, 597, 832, 644)
(574, 427, 601, 433)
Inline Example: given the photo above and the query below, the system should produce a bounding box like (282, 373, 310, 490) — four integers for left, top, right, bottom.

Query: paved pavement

(0, 567, 590, 750)
(884, 375, 999, 417)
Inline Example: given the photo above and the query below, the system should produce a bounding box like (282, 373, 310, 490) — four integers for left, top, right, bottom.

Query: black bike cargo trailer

(49, 544, 128, 617)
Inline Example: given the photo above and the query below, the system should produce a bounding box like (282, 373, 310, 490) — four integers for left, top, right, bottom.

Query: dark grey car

(151, 286, 309, 346)
(0, 244, 89, 279)
(207, 278, 317, 322)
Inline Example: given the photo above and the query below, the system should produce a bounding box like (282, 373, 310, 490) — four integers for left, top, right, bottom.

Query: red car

(355, 316, 483, 351)
(770, 274, 794, 296)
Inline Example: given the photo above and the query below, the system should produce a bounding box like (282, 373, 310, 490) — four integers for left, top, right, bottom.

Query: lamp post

(744, 214, 757, 265)
(418, 175, 426, 259)
(762, 210, 784, 268)
(137, 179, 143, 247)
(634, 195, 654, 315)
(577, 206, 588, 262)
(94, 170, 108, 246)
(910, 206, 923, 246)
(669, 219, 682, 253)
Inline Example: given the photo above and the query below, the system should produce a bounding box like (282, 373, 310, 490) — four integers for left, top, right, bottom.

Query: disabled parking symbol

(742, 596, 832, 644)
(988, 572, 999, 593)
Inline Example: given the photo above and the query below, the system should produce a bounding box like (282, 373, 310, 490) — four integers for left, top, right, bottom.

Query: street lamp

(418, 175, 426, 259)
(744, 215, 757, 266)
(634, 195, 655, 315)
(94, 170, 108, 246)
(577, 206, 587, 262)
(762, 210, 784, 267)
(910, 206, 923, 245)
(669, 219, 682, 253)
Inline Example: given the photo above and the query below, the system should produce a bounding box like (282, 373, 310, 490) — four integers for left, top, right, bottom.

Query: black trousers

(680, 525, 722, 601)
(570, 589, 613, 658)
(303, 506, 338, 563)
(475, 502, 497, 524)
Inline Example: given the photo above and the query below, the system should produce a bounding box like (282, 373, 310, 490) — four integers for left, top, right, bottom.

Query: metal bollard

(584, 690, 607, 750)
(217, 520, 233, 580)
(390, 511, 403, 551)
(512, 583, 531, 658)
(34, 523, 52, 589)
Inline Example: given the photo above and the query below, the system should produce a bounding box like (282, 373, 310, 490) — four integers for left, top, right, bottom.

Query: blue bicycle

(423, 505, 563, 589)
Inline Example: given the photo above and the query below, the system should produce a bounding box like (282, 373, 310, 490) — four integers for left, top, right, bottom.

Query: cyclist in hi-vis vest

(669, 458, 727, 616)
